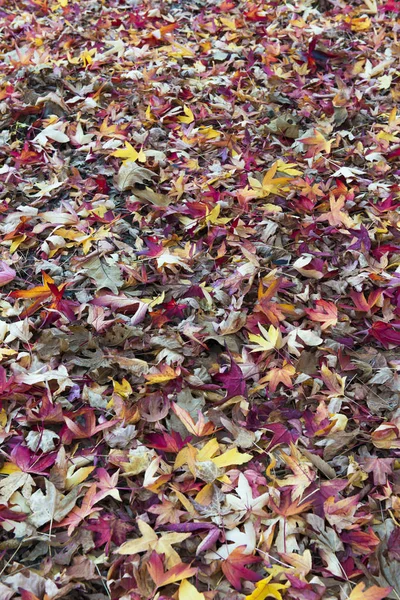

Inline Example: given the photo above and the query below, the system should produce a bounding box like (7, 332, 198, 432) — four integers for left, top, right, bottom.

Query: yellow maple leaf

(198, 125, 220, 139)
(176, 440, 251, 481)
(80, 49, 96, 67)
(204, 204, 231, 226)
(117, 520, 191, 567)
(179, 579, 205, 600)
(220, 16, 236, 30)
(178, 105, 195, 124)
(112, 141, 146, 163)
(145, 365, 180, 384)
(212, 447, 252, 468)
(346, 15, 371, 31)
(166, 42, 195, 58)
(112, 378, 132, 399)
(346, 581, 391, 600)
(248, 324, 283, 353)
(299, 129, 331, 154)
(192, 440, 248, 470)
(275, 160, 302, 177)
(65, 466, 95, 490)
(248, 162, 291, 198)
(245, 576, 286, 600)
(67, 52, 80, 65)
(196, 438, 219, 462)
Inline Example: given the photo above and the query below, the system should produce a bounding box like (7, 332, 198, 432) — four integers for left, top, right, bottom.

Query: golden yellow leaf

(10, 235, 27, 253)
(117, 519, 191, 567)
(196, 438, 219, 462)
(346, 581, 391, 600)
(0, 463, 21, 475)
(275, 160, 302, 177)
(0, 409, 7, 428)
(113, 378, 132, 399)
(145, 365, 180, 384)
(212, 447, 252, 468)
(179, 579, 205, 600)
(245, 576, 286, 600)
(112, 142, 146, 163)
(178, 105, 195, 124)
(248, 324, 283, 352)
(65, 466, 95, 490)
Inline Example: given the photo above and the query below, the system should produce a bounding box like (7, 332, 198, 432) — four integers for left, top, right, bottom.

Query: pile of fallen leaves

(0, 0, 400, 598)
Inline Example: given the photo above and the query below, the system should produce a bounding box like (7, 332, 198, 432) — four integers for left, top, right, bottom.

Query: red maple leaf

(221, 546, 261, 591)
(214, 354, 247, 400)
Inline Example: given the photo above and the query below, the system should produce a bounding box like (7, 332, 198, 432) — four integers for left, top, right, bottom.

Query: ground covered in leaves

(1, 0, 400, 598)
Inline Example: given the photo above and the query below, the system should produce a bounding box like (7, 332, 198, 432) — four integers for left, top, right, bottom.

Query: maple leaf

(178, 105, 195, 124)
(28, 480, 78, 528)
(176, 439, 251, 482)
(255, 277, 289, 326)
(211, 447, 252, 468)
(221, 546, 262, 591)
(86, 513, 134, 553)
(146, 552, 197, 589)
(369, 321, 400, 348)
(346, 582, 392, 600)
(297, 128, 332, 154)
(361, 457, 393, 485)
(274, 444, 315, 500)
(341, 528, 380, 555)
(95, 468, 121, 501)
(225, 473, 269, 518)
(179, 579, 205, 600)
(63, 411, 118, 441)
(145, 364, 181, 384)
(275, 160, 302, 177)
(248, 162, 292, 198)
(56, 483, 102, 536)
(320, 364, 346, 397)
(323, 495, 361, 531)
(258, 362, 296, 392)
(0, 445, 55, 476)
(112, 141, 146, 163)
(316, 194, 354, 228)
(285, 327, 323, 356)
(99, 117, 128, 139)
(245, 576, 287, 600)
(305, 300, 338, 330)
(10, 272, 76, 320)
(248, 324, 284, 352)
(148, 498, 186, 526)
(214, 354, 247, 399)
(172, 403, 216, 437)
(116, 519, 192, 567)
(146, 430, 190, 453)
(33, 121, 69, 146)
(349, 289, 382, 313)
(371, 422, 400, 449)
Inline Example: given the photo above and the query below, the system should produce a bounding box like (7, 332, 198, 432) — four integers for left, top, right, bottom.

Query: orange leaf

(147, 552, 197, 588)
(145, 364, 181, 384)
(259, 362, 295, 392)
(346, 582, 391, 600)
(172, 403, 216, 437)
(305, 300, 338, 330)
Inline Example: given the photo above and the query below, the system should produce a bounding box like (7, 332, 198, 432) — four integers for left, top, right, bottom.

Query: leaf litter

(0, 0, 400, 598)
